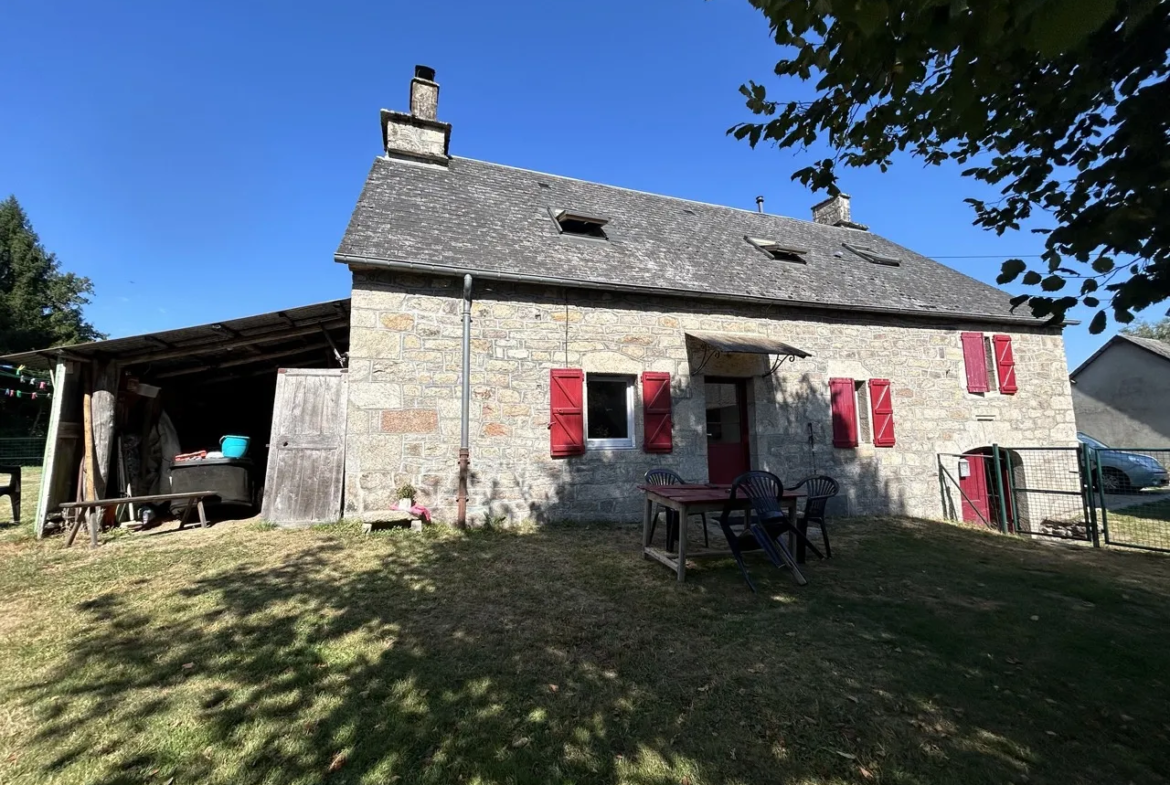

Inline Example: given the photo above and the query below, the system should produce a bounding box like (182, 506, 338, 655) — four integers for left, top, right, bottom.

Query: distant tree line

(1, 195, 101, 435)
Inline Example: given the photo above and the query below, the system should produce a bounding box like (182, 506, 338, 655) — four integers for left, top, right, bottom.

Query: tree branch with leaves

(731, 0, 1168, 333)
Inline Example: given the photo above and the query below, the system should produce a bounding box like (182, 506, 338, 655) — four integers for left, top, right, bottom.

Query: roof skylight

(550, 208, 609, 240)
(745, 236, 809, 263)
(843, 242, 900, 266)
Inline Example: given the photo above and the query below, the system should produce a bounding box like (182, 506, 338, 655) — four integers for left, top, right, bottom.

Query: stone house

(336, 67, 1078, 525)
(1072, 333, 1170, 446)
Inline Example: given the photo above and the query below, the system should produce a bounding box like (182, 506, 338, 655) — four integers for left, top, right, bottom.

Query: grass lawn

(1104, 493, 1170, 551)
(2, 510, 1170, 784)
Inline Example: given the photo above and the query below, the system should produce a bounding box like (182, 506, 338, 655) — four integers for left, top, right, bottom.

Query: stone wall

(345, 269, 1077, 524)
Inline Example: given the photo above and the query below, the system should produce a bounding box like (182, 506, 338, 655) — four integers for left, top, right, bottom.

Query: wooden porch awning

(685, 331, 811, 375)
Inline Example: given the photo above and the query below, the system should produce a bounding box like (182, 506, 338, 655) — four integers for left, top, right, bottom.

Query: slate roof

(337, 156, 1038, 325)
(1124, 334, 1170, 362)
(1071, 333, 1170, 378)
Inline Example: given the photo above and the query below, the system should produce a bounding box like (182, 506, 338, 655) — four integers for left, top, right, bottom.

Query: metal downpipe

(457, 274, 472, 527)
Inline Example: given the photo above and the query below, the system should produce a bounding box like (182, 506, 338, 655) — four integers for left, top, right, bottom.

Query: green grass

(1104, 494, 1170, 550)
(2, 515, 1170, 785)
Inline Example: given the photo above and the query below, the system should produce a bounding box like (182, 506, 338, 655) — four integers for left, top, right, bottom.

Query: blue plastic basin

(220, 435, 250, 459)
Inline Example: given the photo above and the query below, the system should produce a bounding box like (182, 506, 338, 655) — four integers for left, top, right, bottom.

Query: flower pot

(398, 498, 413, 511)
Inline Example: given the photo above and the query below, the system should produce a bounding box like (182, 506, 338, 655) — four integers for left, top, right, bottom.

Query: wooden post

(641, 495, 654, 553)
(81, 381, 98, 548)
(64, 506, 85, 548)
(34, 358, 68, 538)
(90, 360, 118, 502)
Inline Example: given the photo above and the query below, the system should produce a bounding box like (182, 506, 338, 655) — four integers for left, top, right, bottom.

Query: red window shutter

(993, 334, 1018, 394)
(549, 369, 585, 457)
(829, 378, 858, 448)
(642, 372, 673, 453)
(868, 378, 896, 447)
(961, 332, 989, 392)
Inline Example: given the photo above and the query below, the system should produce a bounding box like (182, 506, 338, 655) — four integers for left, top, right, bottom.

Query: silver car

(1078, 432, 1170, 492)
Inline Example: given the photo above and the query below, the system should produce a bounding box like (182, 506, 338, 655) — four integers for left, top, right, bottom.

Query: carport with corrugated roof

(0, 299, 350, 536)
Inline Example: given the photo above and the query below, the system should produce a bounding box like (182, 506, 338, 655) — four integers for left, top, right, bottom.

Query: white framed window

(585, 374, 636, 450)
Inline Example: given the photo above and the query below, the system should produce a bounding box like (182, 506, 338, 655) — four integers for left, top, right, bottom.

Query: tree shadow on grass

(12, 518, 1170, 784)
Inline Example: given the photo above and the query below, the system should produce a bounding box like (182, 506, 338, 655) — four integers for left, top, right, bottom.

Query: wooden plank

(81, 379, 98, 548)
(643, 547, 680, 572)
(260, 368, 348, 525)
(60, 491, 216, 509)
(63, 510, 84, 548)
(684, 549, 736, 560)
(271, 433, 343, 450)
(34, 359, 68, 538)
(116, 436, 136, 521)
(118, 318, 349, 365)
(152, 341, 333, 378)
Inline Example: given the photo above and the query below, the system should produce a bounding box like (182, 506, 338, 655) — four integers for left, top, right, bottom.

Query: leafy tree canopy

(0, 195, 102, 355)
(1122, 315, 1170, 342)
(732, 0, 1168, 333)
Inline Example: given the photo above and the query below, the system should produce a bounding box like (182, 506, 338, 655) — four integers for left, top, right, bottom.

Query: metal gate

(0, 437, 46, 466)
(1088, 447, 1170, 552)
(940, 444, 1170, 553)
(939, 445, 1096, 543)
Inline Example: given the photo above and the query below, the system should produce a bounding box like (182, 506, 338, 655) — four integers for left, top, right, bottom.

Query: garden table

(638, 483, 804, 583)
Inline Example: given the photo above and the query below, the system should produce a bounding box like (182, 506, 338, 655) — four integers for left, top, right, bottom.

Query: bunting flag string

(0, 364, 53, 388)
(1, 387, 51, 400)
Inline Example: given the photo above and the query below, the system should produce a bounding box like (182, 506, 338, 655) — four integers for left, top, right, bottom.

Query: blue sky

(0, 0, 1127, 368)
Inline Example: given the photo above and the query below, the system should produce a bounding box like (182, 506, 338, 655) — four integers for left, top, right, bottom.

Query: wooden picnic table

(59, 491, 217, 548)
(638, 483, 805, 583)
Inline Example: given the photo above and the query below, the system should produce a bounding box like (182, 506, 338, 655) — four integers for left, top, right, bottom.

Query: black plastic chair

(792, 475, 839, 559)
(644, 468, 709, 550)
(0, 465, 20, 525)
(718, 471, 809, 591)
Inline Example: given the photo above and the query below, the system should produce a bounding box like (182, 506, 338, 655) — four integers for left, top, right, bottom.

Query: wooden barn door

(261, 368, 348, 526)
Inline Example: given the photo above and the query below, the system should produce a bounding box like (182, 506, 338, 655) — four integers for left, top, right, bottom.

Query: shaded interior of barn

(1, 299, 350, 530)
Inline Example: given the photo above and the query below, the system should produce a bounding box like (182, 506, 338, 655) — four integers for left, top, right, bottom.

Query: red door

(705, 379, 750, 484)
(959, 454, 991, 524)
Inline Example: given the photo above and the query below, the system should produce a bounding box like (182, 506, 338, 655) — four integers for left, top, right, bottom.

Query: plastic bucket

(220, 435, 250, 458)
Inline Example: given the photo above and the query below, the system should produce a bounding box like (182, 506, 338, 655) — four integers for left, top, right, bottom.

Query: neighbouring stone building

(336, 66, 1078, 525)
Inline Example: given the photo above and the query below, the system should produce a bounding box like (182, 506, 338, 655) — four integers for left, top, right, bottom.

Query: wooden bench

(0, 465, 20, 525)
(59, 491, 217, 547)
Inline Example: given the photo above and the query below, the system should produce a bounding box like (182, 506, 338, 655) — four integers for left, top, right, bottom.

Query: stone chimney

(811, 193, 868, 230)
(410, 65, 439, 119)
(381, 65, 451, 164)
